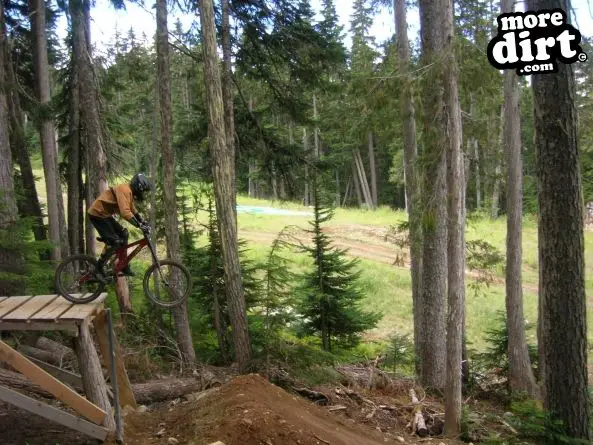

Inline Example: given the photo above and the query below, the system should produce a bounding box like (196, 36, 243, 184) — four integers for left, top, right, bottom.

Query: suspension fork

(145, 233, 169, 284)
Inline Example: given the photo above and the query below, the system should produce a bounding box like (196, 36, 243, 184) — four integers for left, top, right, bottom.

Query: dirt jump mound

(123, 374, 389, 445)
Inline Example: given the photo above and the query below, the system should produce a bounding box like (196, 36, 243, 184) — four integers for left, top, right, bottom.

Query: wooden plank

(93, 311, 137, 409)
(2, 295, 59, 321)
(0, 340, 106, 425)
(0, 385, 109, 441)
(34, 297, 74, 321)
(26, 357, 83, 391)
(58, 303, 103, 321)
(0, 321, 78, 335)
(55, 293, 108, 321)
(0, 296, 34, 319)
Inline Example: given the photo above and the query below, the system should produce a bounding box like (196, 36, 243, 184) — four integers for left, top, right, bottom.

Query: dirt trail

(121, 374, 395, 445)
(239, 224, 540, 293)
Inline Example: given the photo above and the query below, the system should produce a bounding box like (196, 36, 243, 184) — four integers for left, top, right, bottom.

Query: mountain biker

(87, 173, 154, 277)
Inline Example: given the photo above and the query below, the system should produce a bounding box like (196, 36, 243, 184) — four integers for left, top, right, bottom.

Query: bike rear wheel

(143, 259, 192, 308)
(55, 255, 106, 304)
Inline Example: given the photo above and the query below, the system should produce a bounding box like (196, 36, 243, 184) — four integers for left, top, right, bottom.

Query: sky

(55, 0, 593, 59)
(53, 0, 411, 56)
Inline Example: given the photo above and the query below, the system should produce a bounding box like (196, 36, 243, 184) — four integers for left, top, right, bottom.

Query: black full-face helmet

(130, 173, 154, 201)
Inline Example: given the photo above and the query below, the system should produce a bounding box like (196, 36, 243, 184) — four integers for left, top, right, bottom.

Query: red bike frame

(111, 237, 148, 274)
(76, 230, 158, 287)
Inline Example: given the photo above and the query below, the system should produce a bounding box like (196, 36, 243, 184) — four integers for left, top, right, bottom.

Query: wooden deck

(0, 294, 107, 334)
(0, 292, 134, 442)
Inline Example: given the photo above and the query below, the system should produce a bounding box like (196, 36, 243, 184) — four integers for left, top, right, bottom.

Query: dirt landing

(121, 374, 391, 445)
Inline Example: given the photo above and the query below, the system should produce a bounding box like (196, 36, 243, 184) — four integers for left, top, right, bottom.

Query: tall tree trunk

(0, 4, 26, 295)
(72, 0, 132, 313)
(462, 154, 470, 386)
(221, 0, 237, 223)
(418, 0, 448, 391)
(469, 93, 481, 210)
(530, 0, 590, 438)
(474, 139, 481, 210)
(198, 0, 252, 371)
(247, 97, 256, 198)
(30, 0, 69, 262)
(443, 0, 464, 433)
(351, 159, 363, 207)
(395, 0, 423, 376)
(490, 106, 504, 219)
(335, 170, 340, 207)
(303, 128, 310, 206)
(70, 0, 104, 257)
(157, 0, 196, 369)
(368, 132, 377, 207)
(67, 54, 82, 255)
(148, 86, 167, 341)
(55, 130, 69, 252)
(313, 94, 320, 158)
(502, 0, 539, 400)
(354, 149, 373, 209)
(5, 48, 46, 244)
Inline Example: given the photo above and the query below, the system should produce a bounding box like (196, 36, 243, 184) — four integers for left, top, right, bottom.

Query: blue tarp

(236, 205, 312, 217)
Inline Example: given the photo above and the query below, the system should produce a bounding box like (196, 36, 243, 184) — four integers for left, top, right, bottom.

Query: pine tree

(199, 0, 252, 371)
(156, 0, 197, 368)
(501, 0, 538, 401)
(30, 0, 69, 261)
(394, 0, 423, 374)
(530, 0, 591, 438)
(0, 1, 26, 295)
(418, 0, 448, 391)
(257, 226, 298, 363)
(298, 175, 381, 351)
(184, 192, 261, 364)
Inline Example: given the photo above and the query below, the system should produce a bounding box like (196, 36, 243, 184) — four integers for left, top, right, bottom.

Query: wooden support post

(72, 318, 116, 431)
(93, 310, 137, 409)
(0, 340, 105, 425)
(0, 385, 109, 441)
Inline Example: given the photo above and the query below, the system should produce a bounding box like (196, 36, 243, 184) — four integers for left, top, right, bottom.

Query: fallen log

(131, 378, 204, 404)
(0, 367, 220, 406)
(0, 368, 52, 398)
(16, 345, 63, 367)
(292, 387, 329, 405)
(410, 388, 428, 437)
(35, 336, 74, 361)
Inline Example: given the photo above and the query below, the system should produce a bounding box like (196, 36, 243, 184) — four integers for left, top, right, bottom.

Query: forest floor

(117, 373, 473, 445)
(0, 371, 485, 445)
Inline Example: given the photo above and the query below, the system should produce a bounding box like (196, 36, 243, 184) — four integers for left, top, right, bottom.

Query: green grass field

(226, 193, 593, 351)
(29, 165, 593, 352)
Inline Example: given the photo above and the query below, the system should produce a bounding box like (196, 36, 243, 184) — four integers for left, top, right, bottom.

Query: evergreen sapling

(297, 177, 381, 351)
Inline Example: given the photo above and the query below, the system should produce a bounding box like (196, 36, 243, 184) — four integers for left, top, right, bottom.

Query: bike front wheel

(55, 255, 106, 304)
(143, 259, 192, 308)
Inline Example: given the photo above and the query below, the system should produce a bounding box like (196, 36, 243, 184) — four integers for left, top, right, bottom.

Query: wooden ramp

(0, 293, 136, 442)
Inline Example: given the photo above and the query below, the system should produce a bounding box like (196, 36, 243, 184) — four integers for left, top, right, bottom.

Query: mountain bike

(55, 223, 192, 308)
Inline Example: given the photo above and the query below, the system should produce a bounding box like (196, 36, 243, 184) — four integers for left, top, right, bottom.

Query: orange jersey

(87, 184, 137, 220)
